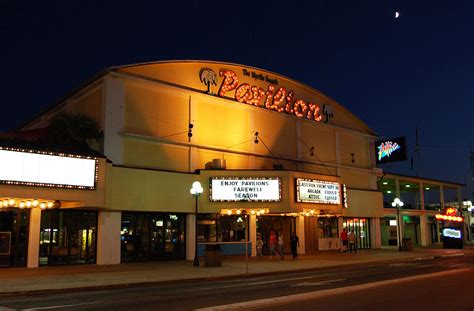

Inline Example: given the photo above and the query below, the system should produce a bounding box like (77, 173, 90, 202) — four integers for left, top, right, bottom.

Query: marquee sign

(199, 68, 334, 124)
(375, 137, 407, 165)
(210, 177, 281, 202)
(0, 147, 98, 190)
(296, 178, 341, 205)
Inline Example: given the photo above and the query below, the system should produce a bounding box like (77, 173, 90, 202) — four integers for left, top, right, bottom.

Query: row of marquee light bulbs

(1, 198, 60, 210)
(221, 209, 324, 217)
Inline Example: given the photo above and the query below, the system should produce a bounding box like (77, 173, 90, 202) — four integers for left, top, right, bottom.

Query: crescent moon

(395, 12, 400, 18)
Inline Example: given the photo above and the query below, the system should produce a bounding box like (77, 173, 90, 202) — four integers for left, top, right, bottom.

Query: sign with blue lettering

(375, 137, 407, 165)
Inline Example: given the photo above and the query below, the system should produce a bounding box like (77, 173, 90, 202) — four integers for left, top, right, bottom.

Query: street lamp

(190, 181, 203, 267)
(241, 209, 249, 274)
(392, 198, 404, 251)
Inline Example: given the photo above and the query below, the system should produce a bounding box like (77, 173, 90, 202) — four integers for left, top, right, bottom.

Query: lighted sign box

(375, 136, 407, 165)
(210, 177, 281, 202)
(296, 178, 341, 205)
(0, 148, 98, 190)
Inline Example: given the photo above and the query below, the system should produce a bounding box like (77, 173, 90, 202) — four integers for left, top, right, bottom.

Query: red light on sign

(445, 207, 457, 216)
(435, 214, 463, 222)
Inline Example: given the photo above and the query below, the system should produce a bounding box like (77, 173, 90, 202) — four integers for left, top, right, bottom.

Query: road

(0, 255, 473, 311)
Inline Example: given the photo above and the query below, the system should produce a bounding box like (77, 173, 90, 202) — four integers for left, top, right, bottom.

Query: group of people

(340, 228, 357, 253)
(256, 230, 300, 259)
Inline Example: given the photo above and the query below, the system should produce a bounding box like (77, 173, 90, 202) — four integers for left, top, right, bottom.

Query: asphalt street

(0, 255, 472, 311)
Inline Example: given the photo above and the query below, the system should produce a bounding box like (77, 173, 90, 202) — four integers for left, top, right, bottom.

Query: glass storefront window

(343, 218, 371, 249)
(39, 210, 97, 266)
(318, 217, 338, 238)
(197, 214, 217, 242)
(121, 212, 185, 262)
(0, 209, 29, 268)
(197, 214, 249, 242)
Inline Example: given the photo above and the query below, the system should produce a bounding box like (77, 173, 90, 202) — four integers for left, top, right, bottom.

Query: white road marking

(291, 279, 346, 287)
(448, 263, 466, 268)
(194, 268, 471, 311)
(179, 275, 318, 293)
(0, 306, 17, 311)
(21, 301, 102, 310)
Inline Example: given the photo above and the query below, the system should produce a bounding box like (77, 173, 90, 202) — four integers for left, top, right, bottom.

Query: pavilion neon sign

(217, 69, 331, 123)
(377, 141, 400, 161)
(435, 208, 463, 222)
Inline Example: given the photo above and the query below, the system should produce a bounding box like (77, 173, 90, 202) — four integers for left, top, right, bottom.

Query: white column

(395, 178, 401, 198)
(436, 220, 441, 243)
(419, 182, 425, 210)
(249, 214, 257, 257)
(296, 216, 305, 254)
(371, 218, 381, 249)
(27, 208, 41, 268)
(103, 76, 126, 164)
(97, 211, 121, 265)
(420, 214, 429, 246)
(440, 185, 445, 210)
(186, 214, 196, 261)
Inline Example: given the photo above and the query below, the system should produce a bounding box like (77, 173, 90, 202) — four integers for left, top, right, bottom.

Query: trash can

(204, 244, 222, 267)
(402, 238, 413, 251)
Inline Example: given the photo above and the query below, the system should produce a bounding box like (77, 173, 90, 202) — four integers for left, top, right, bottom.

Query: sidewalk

(1, 247, 473, 296)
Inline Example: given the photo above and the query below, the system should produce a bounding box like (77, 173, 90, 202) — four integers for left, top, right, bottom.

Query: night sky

(1, 1, 473, 192)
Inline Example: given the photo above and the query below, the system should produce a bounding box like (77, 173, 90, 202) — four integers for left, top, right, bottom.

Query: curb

(0, 253, 455, 298)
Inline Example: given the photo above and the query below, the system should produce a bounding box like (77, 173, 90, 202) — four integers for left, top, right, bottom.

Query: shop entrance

(0, 209, 29, 267)
(256, 216, 296, 255)
(121, 212, 185, 262)
(343, 218, 371, 249)
(39, 210, 97, 265)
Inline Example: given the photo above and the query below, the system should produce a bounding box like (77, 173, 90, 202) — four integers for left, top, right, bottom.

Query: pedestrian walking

(278, 232, 284, 259)
(340, 228, 348, 252)
(348, 230, 357, 253)
(269, 230, 278, 258)
(256, 233, 264, 256)
(290, 232, 299, 259)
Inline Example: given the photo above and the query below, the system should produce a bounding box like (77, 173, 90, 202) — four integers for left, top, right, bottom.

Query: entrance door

(0, 209, 29, 267)
(344, 218, 371, 249)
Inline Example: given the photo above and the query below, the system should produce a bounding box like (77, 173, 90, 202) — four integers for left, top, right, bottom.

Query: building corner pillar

(27, 208, 41, 268)
(97, 211, 121, 265)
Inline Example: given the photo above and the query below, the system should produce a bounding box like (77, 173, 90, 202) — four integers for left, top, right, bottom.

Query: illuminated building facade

(1, 61, 385, 267)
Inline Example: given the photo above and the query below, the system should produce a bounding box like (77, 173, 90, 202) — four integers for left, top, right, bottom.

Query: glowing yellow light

(8, 199, 15, 206)
(47, 201, 54, 208)
(26, 201, 32, 208)
(227, 210, 232, 216)
(19, 201, 25, 209)
(39, 202, 47, 210)
(32, 199, 39, 207)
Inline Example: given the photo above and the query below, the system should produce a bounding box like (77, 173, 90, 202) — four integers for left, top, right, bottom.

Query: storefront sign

(296, 178, 341, 204)
(200, 67, 334, 124)
(375, 137, 407, 165)
(442, 228, 461, 239)
(0, 148, 98, 190)
(210, 177, 281, 202)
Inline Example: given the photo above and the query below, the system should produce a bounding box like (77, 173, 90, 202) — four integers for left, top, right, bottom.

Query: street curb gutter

(0, 253, 467, 298)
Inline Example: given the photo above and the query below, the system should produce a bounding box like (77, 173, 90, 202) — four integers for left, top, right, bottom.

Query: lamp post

(462, 200, 472, 242)
(190, 181, 203, 267)
(392, 198, 404, 251)
(241, 210, 249, 274)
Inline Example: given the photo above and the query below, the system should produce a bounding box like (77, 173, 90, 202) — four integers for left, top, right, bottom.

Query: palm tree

(47, 113, 102, 151)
